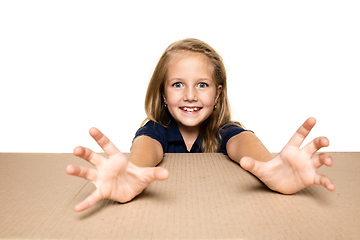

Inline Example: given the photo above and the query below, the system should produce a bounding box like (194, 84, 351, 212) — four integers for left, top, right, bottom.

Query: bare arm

(128, 136, 164, 167)
(226, 131, 273, 163)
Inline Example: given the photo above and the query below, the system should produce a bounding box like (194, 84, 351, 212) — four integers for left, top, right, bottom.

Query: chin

(178, 119, 204, 129)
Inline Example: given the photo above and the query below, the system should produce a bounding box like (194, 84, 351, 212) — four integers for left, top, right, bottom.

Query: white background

(1, 1, 359, 153)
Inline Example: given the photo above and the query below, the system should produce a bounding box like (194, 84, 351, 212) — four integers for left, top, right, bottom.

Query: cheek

(164, 89, 180, 105)
(201, 92, 217, 107)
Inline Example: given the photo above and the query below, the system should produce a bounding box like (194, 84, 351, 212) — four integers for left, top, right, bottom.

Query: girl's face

(164, 52, 222, 132)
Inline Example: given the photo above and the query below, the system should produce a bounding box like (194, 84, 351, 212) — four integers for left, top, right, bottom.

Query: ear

(214, 85, 222, 104)
(162, 93, 168, 106)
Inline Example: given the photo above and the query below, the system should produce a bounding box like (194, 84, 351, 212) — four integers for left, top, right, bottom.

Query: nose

(184, 86, 198, 102)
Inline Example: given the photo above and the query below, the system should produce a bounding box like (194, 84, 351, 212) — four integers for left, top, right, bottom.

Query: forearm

(128, 136, 164, 167)
(226, 131, 273, 164)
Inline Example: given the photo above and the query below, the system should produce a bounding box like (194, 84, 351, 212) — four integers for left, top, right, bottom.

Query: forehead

(167, 51, 214, 77)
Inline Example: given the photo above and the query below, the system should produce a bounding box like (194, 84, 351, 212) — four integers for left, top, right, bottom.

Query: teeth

(182, 107, 199, 112)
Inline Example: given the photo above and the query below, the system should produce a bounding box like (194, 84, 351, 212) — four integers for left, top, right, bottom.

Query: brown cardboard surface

(0, 152, 359, 239)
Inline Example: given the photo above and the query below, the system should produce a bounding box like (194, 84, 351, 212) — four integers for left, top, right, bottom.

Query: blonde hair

(144, 38, 242, 152)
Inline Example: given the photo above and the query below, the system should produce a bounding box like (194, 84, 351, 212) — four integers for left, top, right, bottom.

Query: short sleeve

(134, 121, 167, 152)
(219, 123, 251, 155)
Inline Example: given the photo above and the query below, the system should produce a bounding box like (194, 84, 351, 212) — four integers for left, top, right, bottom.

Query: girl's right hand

(66, 127, 169, 212)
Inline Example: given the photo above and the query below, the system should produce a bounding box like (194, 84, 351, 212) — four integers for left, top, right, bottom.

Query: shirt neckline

(166, 120, 201, 152)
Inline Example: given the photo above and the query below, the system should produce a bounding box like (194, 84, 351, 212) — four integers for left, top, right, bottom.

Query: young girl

(66, 38, 335, 212)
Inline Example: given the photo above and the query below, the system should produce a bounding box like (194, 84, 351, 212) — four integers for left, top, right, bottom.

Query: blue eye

(198, 82, 208, 88)
(173, 82, 183, 88)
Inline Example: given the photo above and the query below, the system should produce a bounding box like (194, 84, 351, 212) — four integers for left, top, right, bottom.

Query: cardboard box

(0, 152, 359, 239)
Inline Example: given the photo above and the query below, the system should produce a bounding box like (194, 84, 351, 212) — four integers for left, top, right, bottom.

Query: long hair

(144, 38, 242, 152)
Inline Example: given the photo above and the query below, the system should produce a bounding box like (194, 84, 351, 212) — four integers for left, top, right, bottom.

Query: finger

(74, 190, 103, 212)
(303, 136, 330, 156)
(314, 173, 336, 191)
(287, 117, 317, 148)
(66, 165, 98, 181)
(239, 156, 266, 178)
(89, 127, 121, 157)
(73, 146, 102, 166)
(311, 153, 333, 168)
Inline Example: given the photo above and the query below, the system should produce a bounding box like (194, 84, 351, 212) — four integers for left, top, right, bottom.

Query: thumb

(153, 167, 170, 181)
(143, 167, 170, 182)
(239, 156, 264, 176)
(74, 189, 102, 212)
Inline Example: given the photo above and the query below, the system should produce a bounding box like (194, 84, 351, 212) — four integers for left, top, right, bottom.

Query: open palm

(240, 117, 335, 194)
(66, 128, 169, 212)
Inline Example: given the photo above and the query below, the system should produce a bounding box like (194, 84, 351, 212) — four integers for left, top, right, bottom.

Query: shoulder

(220, 121, 249, 137)
(134, 120, 168, 151)
(219, 121, 252, 155)
(135, 121, 167, 139)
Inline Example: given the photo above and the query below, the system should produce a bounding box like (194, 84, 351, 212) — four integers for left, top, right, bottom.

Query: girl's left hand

(239, 117, 336, 194)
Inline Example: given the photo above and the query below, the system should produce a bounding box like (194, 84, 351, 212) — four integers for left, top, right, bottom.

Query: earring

(213, 104, 216, 110)
(163, 97, 167, 108)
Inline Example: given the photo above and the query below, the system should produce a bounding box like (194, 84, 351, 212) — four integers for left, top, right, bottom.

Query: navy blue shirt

(134, 120, 249, 155)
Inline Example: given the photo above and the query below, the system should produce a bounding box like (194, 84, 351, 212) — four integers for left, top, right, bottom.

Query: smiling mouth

(180, 107, 202, 112)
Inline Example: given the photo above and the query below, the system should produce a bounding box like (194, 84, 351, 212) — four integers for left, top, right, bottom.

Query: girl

(66, 38, 335, 212)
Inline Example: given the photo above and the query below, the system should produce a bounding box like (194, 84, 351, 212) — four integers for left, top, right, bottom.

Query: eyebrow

(168, 77, 212, 82)
(168, 78, 183, 82)
(198, 78, 212, 82)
